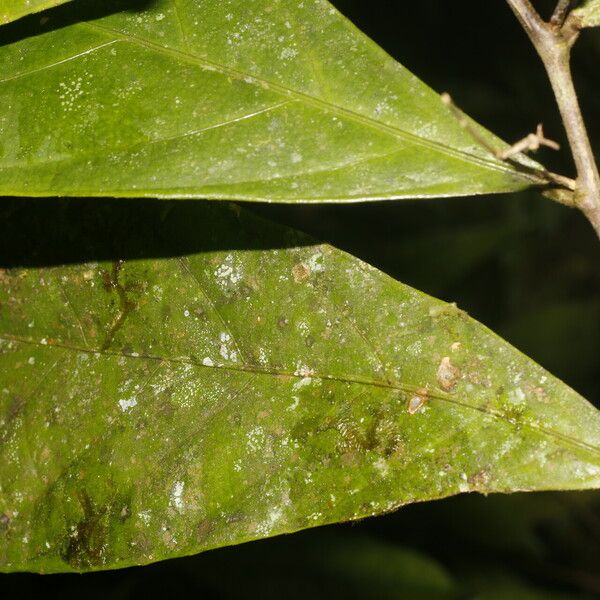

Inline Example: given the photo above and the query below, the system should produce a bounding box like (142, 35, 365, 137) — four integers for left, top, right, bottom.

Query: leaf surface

(0, 0, 72, 25)
(0, 0, 543, 201)
(573, 0, 600, 27)
(1, 201, 599, 573)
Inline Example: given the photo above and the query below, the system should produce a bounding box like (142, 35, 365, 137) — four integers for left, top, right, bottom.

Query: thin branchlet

(441, 93, 575, 197)
(551, 0, 572, 27)
(506, 0, 600, 238)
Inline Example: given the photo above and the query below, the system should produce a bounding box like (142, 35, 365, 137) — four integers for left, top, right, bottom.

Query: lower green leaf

(1, 201, 599, 573)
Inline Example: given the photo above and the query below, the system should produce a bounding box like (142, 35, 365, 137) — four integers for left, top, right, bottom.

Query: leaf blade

(573, 0, 600, 28)
(1, 201, 599, 573)
(0, 0, 544, 201)
(0, 0, 72, 25)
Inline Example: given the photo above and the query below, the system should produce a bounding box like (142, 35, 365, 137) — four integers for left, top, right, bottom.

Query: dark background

(1, 0, 600, 597)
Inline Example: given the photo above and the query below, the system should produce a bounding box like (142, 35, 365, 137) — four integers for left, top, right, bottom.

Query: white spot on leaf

(170, 481, 185, 512)
(118, 398, 137, 412)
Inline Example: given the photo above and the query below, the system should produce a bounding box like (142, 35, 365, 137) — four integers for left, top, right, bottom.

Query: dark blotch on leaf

(61, 491, 109, 570)
(0, 513, 10, 532)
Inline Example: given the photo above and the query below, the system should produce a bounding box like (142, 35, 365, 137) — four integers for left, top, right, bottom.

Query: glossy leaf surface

(0, 0, 543, 201)
(1, 201, 599, 573)
(0, 0, 71, 25)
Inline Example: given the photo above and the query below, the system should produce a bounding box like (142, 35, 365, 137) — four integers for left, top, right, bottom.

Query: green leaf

(573, 0, 600, 28)
(0, 0, 72, 25)
(0, 0, 544, 201)
(1, 201, 599, 573)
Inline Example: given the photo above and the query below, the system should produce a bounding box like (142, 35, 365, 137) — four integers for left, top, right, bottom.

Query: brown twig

(497, 124, 560, 160)
(506, 0, 600, 238)
(441, 93, 575, 199)
(551, 0, 572, 26)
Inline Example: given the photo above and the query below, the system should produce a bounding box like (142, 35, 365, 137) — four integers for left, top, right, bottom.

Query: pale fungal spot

(507, 387, 527, 406)
(458, 472, 470, 493)
(513, 387, 526, 402)
(373, 457, 389, 477)
(183, 309, 190, 318)
(407, 389, 429, 414)
(170, 481, 185, 512)
(306, 251, 325, 273)
(256, 506, 284, 536)
(280, 47, 299, 60)
(214, 254, 242, 289)
(406, 340, 422, 356)
(429, 302, 466, 319)
(27, 357, 35, 365)
(374, 101, 390, 116)
(57, 74, 92, 112)
(152, 285, 164, 301)
(247, 426, 265, 452)
(137, 510, 151, 525)
(268, 506, 283, 526)
(257, 348, 268, 365)
(297, 320, 310, 337)
(202, 357, 214, 367)
(292, 376, 312, 391)
(294, 363, 314, 377)
(451, 341, 461, 352)
(219, 332, 238, 362)
(437, 356, 460, 391)
(118, 398, 137, 412)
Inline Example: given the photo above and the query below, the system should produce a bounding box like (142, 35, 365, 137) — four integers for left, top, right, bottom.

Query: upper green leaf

(573, 0, 600, 28)
(0, 0, 72, 25)
(1, 201, 599, 573)
(0, 0, 543, 201)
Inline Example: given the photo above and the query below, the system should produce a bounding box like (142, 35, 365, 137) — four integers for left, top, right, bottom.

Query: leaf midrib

(2, 332, 599, 459)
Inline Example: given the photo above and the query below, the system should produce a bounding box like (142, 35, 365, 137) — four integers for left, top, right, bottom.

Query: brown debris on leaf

(437, 356, 460, 391)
